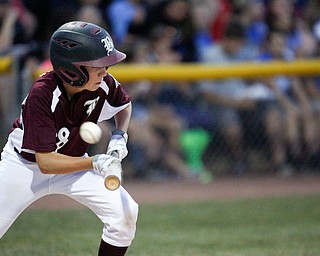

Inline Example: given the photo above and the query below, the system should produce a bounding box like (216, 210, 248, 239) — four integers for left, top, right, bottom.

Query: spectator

(24, 0, 79, 45)
(264, 0, 315, 58)
(146, 0, 197, 62)
(210, 0, 233, 42)
(190, 0, 217, 59)
(197, 20, 253, 175)
(106, 0, 149, 45)
(301, 0, 320, 25)
(125, 81, 194, 181)
(76, 2, 106, 28)
(257, 29, 320, 174)
(0, 0, 19, 54)
(0, 0, 37, 145)
(0, 0, 37, 54)
(116, 37, 193, 181)
(156, 81, 214, 182)
(46, 0, 79, 36)
(148, 24, 182, 63)
(198, 20, 292, 176)
(235, 0, 268, 58)
(120, 26, 211, 181)
(313, 17, 320, 57)
(302, 76, 320, 170)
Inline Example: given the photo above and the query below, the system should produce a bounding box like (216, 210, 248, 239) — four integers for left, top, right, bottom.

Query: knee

(102, 195, 139, 247)
(122, 198, 139, 244)
(127, 199, 139, 230)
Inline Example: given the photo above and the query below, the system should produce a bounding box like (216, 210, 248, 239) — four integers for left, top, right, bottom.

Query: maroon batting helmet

(50, 21, 126, 86)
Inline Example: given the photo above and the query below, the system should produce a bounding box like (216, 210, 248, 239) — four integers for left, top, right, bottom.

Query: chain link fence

(1, 57, 320, 181)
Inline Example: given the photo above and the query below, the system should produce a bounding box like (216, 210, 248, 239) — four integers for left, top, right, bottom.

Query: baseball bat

(104, 151, 122, 191)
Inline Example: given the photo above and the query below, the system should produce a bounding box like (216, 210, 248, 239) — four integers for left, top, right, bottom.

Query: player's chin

(86, 83, 101, 91)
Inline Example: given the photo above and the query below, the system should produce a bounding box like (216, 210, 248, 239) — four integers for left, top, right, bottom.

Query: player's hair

(224, 20, 245, 40)
(49, 21, 126, 87)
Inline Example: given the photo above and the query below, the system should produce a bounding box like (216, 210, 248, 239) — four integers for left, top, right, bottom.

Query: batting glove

(92, 154, 120, 178)
(106, 130, 128, 161)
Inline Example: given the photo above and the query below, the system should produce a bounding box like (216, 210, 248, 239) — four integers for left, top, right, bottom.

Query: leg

(264, 106, 287, 168)
(0, 144, 50, 238)
(220, 108, 247, 174)
(49, 169, 138, 255)
(98, 240, 128, 256)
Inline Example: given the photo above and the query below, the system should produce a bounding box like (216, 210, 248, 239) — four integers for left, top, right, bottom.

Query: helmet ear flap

(78, 66, 89, 86)
(58, 65, 88, 86)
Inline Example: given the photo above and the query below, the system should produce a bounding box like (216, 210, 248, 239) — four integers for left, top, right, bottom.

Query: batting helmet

(49, 21, 126, 86)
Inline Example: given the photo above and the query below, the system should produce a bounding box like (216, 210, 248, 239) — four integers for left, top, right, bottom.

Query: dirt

(28, 173, 320, 210)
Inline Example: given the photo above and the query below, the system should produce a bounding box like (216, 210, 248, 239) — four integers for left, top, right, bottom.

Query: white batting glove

(92, 154, 120, 178)
(106, 130, 128, 161)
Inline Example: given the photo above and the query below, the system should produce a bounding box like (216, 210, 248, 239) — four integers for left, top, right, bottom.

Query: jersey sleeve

(21, 85, 57, 153)
(105, 73, 131, 106)
(98, 73, 131, 122)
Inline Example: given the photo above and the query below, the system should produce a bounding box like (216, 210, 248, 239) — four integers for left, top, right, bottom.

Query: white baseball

(80, 121, 102, 144)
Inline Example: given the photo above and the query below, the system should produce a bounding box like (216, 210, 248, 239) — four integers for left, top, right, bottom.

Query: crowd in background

(1, 0, 320, 182)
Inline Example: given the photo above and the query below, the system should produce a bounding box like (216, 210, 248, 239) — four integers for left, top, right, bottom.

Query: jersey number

(56, 127, 70, 151)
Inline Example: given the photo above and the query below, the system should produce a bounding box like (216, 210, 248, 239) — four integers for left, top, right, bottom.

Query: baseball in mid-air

(80, 121, 102, 144)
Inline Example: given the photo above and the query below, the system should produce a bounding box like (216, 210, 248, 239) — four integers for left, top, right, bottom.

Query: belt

(14, 147, 36, 162)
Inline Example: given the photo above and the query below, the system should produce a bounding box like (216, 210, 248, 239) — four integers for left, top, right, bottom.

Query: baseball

(80, 121, 102, 144)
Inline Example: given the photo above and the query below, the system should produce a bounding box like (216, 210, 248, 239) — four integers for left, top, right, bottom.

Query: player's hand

(106, 130, 128, 161)
(92, 154, 120, 178)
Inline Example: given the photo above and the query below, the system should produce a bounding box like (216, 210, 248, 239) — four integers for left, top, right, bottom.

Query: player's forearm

(35, 152, 93, 174)
(114, 103, 132, 132)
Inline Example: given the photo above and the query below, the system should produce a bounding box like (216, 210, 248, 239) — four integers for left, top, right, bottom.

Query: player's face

(83, 66, 108, 91)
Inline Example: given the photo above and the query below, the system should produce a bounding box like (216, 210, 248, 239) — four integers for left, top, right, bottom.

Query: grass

(1, 194, 320, 256)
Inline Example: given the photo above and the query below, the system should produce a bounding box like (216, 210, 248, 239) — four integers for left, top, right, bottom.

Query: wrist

(111, 130, 128, 143)
(92, 154, 101, 170)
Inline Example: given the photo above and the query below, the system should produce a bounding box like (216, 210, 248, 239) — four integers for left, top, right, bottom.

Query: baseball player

(0, 21, 138, 256)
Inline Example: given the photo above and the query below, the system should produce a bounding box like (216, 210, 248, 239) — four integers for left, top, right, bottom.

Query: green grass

(1, 194, 320, 256)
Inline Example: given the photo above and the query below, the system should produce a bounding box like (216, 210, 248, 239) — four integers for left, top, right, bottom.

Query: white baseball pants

(0, 142, 138, 247)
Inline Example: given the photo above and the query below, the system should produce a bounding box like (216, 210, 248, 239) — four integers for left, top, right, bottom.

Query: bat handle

(104, 150, 121, 191)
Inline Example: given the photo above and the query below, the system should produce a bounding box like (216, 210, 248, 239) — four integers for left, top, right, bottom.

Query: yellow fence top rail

(1, 57, 320, 81)
(0, 56, 13, 74)
(107, 59, 320, 82)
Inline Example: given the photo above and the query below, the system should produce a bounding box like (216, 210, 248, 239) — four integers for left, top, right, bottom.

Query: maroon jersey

(9, 71, 130, 161)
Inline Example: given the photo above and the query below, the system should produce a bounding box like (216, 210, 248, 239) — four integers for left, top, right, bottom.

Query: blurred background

(1, 0, 320, 183)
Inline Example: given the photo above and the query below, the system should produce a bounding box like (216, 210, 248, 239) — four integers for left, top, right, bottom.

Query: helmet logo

(101, 36, 114, 56)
